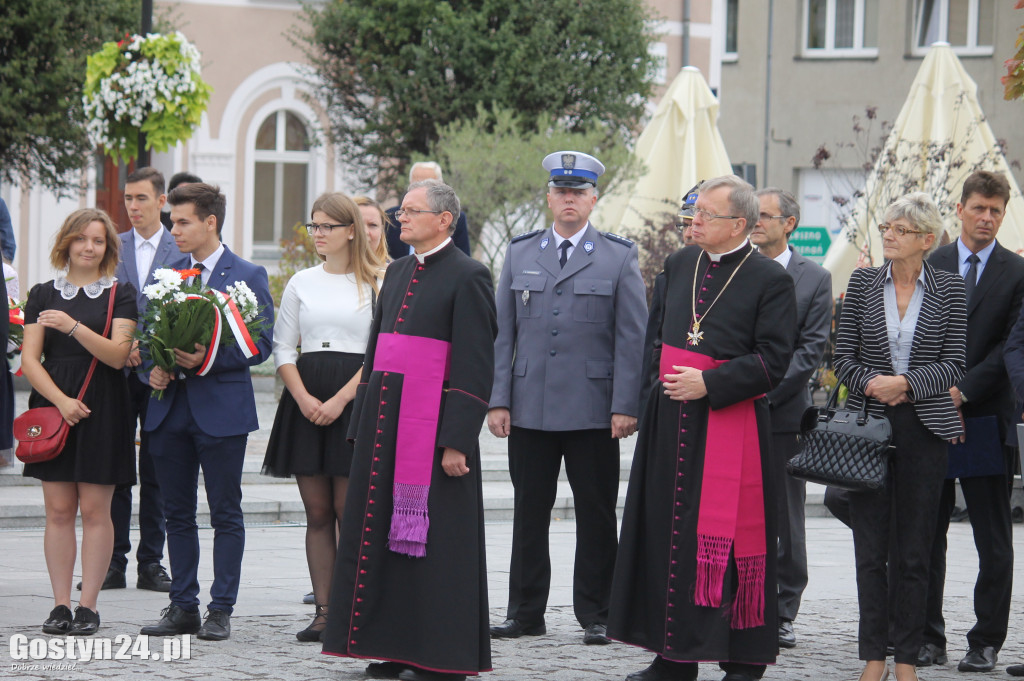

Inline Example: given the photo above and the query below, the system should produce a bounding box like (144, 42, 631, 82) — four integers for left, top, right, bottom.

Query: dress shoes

(915, 643, 947, 666)
(397, 669, 466, 681)
(69, 606, 100, 635)
(197, 609, 231, 641)
(583, 622, 611, 645)
(625, 656, 697, 681)
(366, 661, 409, 679)
(489, 618, 546, 638)
(1007, 663, 1024, 676)
(778, 619, 796, 649)
(42, 605, 73, 635)
(722, 674, 759, 681)
(140, 604, 201, 636)
(958, 646, 997, 672)
(76, 566, 126, 591)
(137, 563, 172, 592)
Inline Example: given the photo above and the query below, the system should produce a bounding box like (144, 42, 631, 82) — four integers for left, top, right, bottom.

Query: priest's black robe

(322, 242, 497, 675)
(608, 242, 797, 665)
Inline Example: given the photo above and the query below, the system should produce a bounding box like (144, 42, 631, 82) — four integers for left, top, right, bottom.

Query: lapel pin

(583, 241, 594, 253)
(540, 237, 549, 250)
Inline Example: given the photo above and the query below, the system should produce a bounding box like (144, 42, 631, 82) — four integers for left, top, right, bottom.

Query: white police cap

(543, 151, 605, 189)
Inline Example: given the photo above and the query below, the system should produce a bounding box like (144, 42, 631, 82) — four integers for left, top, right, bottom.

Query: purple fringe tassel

(694, 533, 732, 607)
(389, 482, 430, 558)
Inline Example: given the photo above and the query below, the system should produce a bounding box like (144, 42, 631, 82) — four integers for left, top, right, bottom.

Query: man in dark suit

(751, 188, 832, 649)
(139, 183, 274, 641)
(922, 170, 1024, 672)
(385, 162, 471, 258)
(94, 167, 179, 593)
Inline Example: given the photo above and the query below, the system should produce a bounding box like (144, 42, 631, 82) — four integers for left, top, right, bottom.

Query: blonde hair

(51, 208, 121, 278)
(353, 195, 391, 265)
(310, 192, 384, 301)
(884, 192, 943, 255)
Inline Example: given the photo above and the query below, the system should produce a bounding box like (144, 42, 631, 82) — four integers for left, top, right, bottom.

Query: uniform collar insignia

(583, 240, 595, 253)
(540, 237, 549, 250)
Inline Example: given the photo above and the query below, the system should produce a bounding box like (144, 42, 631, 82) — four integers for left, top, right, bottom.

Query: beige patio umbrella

(823, 42, 1024, 297)
(592, 66, 733, 244)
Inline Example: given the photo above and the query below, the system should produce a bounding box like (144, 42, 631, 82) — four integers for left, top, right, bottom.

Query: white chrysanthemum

(142, 283, 167, 300)
(172, 292, 188, 304)
(152, 268, 183, 287)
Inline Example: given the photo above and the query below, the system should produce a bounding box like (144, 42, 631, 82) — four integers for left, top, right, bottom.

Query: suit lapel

(909, 263, 942, 362)
(556, 224, 597, 283)
(121, 232, 140, 288)
(205, 245, 234, 291)
(149, 229, 181, 287)
(969, 241, 1003, 317)
(536, 229, 562, 279)
(785, 248, 806, 289)
(865, 265, 894, 368)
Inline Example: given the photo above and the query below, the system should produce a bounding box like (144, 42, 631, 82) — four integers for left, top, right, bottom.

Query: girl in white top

(261, 192, 384, 642)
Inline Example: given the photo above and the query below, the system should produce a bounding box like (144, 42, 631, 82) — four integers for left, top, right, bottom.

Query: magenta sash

(660, 344, 767, 629)
(373, 333, 451, 557)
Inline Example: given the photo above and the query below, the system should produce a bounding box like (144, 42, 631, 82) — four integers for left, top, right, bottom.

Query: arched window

(252, 110, 312, 246)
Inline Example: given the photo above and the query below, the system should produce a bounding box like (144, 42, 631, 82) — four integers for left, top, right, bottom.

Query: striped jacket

(834, 261, 967, 440)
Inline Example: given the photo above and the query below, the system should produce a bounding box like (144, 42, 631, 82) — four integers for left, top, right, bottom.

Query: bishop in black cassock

(609, 177, 796, 681)
(322, 181, 496, 681)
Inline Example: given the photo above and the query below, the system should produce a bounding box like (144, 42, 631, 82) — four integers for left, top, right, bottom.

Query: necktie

(558, 240, 571, 268)
(964, 253, 980, 303)
(193, 262, 206, 286)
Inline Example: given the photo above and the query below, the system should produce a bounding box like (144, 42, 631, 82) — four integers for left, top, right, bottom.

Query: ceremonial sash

(191, 291, 259, 376)
(373, 333, 451, 558)
(660, 344, 767, 629)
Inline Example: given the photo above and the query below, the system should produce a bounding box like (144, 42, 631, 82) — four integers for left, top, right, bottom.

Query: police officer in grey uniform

(488, 151, 647, 645)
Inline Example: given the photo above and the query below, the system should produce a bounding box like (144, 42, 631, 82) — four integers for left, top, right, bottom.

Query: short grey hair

(756, 187, 801, 230)
(409, 161, 443, 183)
(408, 179, 461, 235)
(700, 174, 759, 234)
(884, 192, 943, 254)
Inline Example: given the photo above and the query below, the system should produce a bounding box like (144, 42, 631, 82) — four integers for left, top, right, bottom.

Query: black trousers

(849, 404, 946, 665)
(773, 432, 808, 622)
(110, 373, 166, 572)
(923, 459, 1014, 651)
(506, 426, 619, 627)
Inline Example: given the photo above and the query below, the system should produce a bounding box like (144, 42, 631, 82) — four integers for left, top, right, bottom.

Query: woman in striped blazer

(833, 192, 967, 681)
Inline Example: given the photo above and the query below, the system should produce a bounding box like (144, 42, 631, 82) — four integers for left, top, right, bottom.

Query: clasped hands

(663, 366, 708, 401)
(148, 343, 207, 391)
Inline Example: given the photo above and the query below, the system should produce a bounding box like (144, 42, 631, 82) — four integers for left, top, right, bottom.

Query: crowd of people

(6, 157, 1024, 681)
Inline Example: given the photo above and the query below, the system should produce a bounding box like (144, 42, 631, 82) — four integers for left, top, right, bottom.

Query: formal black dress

(321, 242, 497, 675)
(609, 244, 796, 667)
(22, 278, 137, 485)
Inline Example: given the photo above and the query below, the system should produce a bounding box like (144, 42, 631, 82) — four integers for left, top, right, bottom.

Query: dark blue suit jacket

(114, 227, 182, 315)
(385, 207, 471, 259)
(143, 245, 274, 438)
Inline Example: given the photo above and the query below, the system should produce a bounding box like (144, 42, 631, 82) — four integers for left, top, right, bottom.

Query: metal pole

(682, 0, 691, 67)
(137, 0, 153, 167)
(761, 0, 774, 187)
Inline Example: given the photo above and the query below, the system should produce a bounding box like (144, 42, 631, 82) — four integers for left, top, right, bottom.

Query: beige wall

(718, 2, 1024, 191)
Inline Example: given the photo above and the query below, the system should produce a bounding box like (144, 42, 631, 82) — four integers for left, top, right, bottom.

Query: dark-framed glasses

(305, 222, 350, 235)
(394, 207, 443, 219)
(877, 223, 923, 237)
(694, 208, 740, 222)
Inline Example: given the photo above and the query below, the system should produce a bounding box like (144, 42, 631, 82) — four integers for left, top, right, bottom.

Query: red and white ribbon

(193, 291, 258, 376)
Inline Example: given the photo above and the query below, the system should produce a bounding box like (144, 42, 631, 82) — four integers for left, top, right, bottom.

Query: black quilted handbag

(786, 388, 893, 491)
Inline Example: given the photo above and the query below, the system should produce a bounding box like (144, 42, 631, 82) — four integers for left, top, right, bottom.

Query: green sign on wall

(790, 226, 832, 262)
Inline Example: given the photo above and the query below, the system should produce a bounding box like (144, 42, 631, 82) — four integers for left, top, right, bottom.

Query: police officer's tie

(964, 253, 980, 304)
(558, 240, 571, 268)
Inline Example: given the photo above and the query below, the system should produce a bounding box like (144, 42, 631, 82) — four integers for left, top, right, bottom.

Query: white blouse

(273, 264, 375, 369)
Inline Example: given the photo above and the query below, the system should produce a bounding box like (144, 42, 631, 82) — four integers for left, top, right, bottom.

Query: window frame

(801, 0, 879, 59)
(911, 0, 994, 57)
(251, 109, 313, 250)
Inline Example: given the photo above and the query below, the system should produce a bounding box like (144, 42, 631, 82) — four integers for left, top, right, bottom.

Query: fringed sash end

(389, 482, 430, 558)
(694, 534, 732, 607)
(730, 553, 766, 629)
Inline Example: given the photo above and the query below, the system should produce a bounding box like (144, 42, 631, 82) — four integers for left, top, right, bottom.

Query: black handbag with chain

(786, 388, 893, 491)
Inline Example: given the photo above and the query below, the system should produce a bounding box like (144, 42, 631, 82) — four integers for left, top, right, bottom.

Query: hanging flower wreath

(83, 32, 213, 164)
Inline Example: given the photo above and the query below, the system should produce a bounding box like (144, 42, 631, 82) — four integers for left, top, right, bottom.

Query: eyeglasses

(676, 217, 694, 230)
(305, 222, 350, 235)
(759, 213, 786, 222)
(877, 223, 923, 237)
(394, 208, 443, 219)
(694, 208, 740, 222)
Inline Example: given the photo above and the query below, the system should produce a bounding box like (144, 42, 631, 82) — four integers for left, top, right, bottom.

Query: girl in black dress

(21, 209, 138, 636)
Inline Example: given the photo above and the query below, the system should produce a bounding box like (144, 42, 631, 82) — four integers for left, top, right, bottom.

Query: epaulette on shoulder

(511, 230, 543, 243)
(603, 232, 634, 247)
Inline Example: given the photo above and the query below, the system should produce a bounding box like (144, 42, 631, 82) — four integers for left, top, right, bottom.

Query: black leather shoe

(295, 604, 327, 642)
(137, 563, 172, 592)
(916, 642, 947, 666)
(625, 656, 698, 681)
(140, 604, 201, 636)
(76, 567, 126, 592)
(583, 622, 611, 645)
(366, 661, 409, 679)
(42, 605, 73, 635)
(721, 674, 758, 681)
(958, 646, 997, 672)
(489, 618, 546, 638)
(778, 619, 796, 649)
(197, 609, 231, 641)
(69, 606, 100, 635)
(1007, 663, 1024, 677)
(398, 669, 466, 681)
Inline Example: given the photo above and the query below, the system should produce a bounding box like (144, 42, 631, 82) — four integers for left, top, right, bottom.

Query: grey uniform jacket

(490, 223, 648, 431)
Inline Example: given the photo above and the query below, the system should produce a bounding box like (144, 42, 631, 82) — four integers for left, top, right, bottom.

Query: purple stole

(660, 344, 767, 629)
(373, 333, 452, 557)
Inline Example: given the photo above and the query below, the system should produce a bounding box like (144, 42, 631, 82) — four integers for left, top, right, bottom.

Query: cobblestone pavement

(3, 518, 1024, 680)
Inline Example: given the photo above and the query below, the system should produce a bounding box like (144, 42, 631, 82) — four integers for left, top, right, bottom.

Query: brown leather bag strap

(75, 282, 118, 401)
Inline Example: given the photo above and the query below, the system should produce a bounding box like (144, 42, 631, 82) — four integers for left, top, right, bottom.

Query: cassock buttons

(553, 309, 559, 316)
(550, 350, 556, 356)
(551, 329, 558, 336)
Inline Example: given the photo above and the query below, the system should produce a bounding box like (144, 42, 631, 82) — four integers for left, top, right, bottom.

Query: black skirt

(261, 352, 362, 478)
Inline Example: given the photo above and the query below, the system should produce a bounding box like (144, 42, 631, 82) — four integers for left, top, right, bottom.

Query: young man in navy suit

(139, 183, 274, 641)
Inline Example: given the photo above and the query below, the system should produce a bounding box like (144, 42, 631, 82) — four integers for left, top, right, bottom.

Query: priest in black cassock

(321, 179, 497, 681)
(608, 175, 797, 681)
